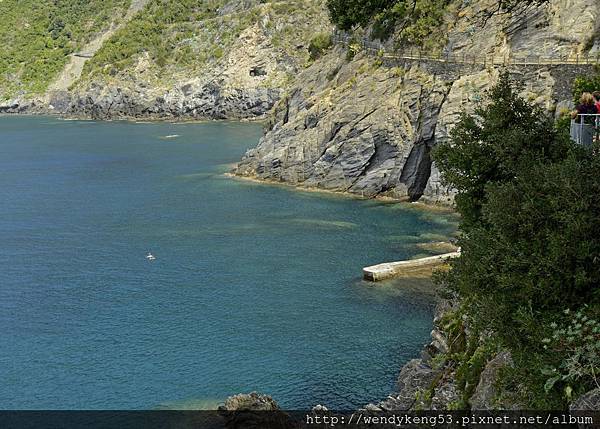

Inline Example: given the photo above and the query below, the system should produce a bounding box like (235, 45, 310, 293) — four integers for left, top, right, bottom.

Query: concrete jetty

(363, 251, 461, 282)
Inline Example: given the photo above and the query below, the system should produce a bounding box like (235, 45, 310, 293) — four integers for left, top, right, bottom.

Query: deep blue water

(0, 116, 458, 410)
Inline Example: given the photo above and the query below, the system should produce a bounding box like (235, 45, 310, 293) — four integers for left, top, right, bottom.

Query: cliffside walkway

(333, 32, 600, 67)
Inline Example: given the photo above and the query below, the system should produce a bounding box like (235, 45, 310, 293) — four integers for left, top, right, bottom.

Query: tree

(432, 73, 600, 405)
(433, 73, 569, 229)
(326, 0, 551, 35)
(327, 0, 550, 37)
(326, 0, 397, 30)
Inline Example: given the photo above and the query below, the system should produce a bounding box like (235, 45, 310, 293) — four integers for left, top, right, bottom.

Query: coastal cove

(0, 116, 458, 410)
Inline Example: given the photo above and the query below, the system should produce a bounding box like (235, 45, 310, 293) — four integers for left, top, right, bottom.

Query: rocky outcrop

(219, 393, 296, 429)
(44, 13, 305, 120)
(47, 82, 280, 120)
(570, 389, 600, 411)
(6, 0, 330, 121)
(362, 300, 461, 412)
(235, 0, 600, 204)
(469, 351, 514, 410)
(233, 50, 582, 203)
(235, 47, 456, 203)
(371, 359, 441, 411)
(220, 392, 281, 411)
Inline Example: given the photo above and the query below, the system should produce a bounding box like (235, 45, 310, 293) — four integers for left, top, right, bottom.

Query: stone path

(333, 32, 600, 67)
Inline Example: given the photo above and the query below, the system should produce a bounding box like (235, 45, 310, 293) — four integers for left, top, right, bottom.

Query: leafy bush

(572, 66, 600, 102)
(542, 307, 600, 400)
(433, 73, 571, 228)
(327, 0, 451, 42)
(432, 73, 600, 408)
(308, 33, 333, 61)
(326, 0, 396, 31)
(346, 42, 362, 61)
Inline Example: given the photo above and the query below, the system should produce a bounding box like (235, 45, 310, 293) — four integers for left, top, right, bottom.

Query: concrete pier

(363, 251, 461, 282)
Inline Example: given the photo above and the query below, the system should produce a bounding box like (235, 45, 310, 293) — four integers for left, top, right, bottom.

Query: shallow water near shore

(0, 116, 457, 410)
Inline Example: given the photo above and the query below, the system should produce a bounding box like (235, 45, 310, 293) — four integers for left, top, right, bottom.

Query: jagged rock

(219, 393, 295, 429)
(363, 403, 383, 412)
(446, 0, 599, 61)
(372, 359, 440, 411)
(12, 1, 330, 121)
(235, 0, 599, 205)
(235, 49, 455, 202)
(431, 379, 459, 410)
(469, 351, 514, 410)
(53, 81, 281, 120)
(570, 389, 600, 411)
(220, 392, 280, 411)
(430, 328, 449, 355)
(311, 405, 328, 411)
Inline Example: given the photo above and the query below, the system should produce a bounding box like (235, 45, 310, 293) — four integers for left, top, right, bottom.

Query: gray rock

(235, 49, 455, 202)
(570, 388, 600, 411)
(372, 359, 440, 411)
(234, 0, 600, 205)
(44, 80, 281, 121)
(220, 392, 280, 411)
(219, 392, 295, 429)
(430, 328, 449, 355)
(469, 351, 513, 410)
(311, 404, 328, 411)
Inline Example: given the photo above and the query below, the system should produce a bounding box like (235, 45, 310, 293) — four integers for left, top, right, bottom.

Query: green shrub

(308, 32, 333, 61)
(346, 42, 362, 61)
(572, 66, 600, 103)
(542, 307, 600, 400)
(432, 73, 600, 408)
(326, 0, 396, 31)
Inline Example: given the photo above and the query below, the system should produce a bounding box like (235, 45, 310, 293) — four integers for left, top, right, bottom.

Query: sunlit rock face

(235, 0, 600, 204)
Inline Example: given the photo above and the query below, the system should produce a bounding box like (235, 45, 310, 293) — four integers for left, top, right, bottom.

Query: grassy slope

(0, 0, 131, 100)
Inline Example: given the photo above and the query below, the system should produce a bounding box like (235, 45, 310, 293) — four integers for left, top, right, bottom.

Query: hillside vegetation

(79, 0, 328, 88)
(0, 0, 130, 100)
(0, 0, 328, 102)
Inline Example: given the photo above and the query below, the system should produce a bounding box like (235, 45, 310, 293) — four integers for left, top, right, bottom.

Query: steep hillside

(0, 0, 131, 100)
(0, 0, 331, 120)
(234, 0, 600, 204)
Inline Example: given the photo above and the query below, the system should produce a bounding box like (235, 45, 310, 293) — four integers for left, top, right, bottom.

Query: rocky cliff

(234, 0, 600, 204)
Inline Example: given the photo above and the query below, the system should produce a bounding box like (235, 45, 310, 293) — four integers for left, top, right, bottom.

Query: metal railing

(570, 114, 600, 147)
(332, 31, 600, 67)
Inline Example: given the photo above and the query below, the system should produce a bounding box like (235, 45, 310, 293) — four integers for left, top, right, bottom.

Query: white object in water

(163, 134, 180, 139)
(146, 252, 156, 261)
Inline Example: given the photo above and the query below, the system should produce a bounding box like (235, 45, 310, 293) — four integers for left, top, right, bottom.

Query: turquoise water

(0, 116, 457, 410)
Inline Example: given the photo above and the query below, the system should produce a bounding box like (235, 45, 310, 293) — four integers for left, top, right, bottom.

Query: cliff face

(235, 49, 455, 203)
(235, 0, 600, 204)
